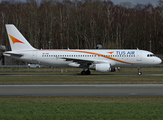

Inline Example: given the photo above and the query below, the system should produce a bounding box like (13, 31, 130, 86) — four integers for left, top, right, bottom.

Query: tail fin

(5, 24, 36, 51)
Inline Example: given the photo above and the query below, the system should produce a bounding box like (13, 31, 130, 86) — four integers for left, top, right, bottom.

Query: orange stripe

(39, 49, 135, 64)
(69, 50, 134, 64)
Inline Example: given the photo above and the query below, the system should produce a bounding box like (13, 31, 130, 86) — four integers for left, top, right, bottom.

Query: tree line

(0, 0, 163, 54)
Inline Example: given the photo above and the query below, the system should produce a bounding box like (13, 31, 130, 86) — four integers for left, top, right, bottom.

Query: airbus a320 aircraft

(3, 24, 162, 75)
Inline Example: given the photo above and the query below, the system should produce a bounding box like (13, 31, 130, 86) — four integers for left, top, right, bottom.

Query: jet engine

(90, 63, 116, 73)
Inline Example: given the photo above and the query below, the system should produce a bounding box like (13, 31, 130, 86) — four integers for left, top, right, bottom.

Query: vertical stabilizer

(5, 24, 36, 51)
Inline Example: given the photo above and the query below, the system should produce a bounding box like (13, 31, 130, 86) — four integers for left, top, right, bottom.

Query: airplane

(3, 24, 162, 75)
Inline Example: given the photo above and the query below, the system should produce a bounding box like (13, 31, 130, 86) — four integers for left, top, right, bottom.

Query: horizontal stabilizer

(3, 51, 23, 57)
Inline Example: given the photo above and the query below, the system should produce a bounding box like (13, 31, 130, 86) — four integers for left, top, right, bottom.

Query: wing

(64, 57, 94, 65)
(61, 57, 108, 68)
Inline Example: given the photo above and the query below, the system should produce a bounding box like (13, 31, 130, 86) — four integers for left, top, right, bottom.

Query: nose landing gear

(138, 67, 142, 75)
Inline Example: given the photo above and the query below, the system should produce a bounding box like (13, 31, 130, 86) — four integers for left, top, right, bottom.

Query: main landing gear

(81, 69, 91, 75)
(138, 67, 142, 75)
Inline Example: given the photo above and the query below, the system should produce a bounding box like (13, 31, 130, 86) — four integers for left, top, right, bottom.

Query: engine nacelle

(95, 63, 111, 73)
(89, 63, 116, 73)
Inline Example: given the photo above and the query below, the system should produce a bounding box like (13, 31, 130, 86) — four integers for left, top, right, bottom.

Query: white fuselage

(4, 49, 162, 68)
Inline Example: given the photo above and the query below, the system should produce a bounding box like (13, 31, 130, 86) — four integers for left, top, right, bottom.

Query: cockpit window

(147, 54, 155, 57)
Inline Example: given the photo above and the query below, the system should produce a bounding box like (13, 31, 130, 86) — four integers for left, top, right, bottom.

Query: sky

(113, 0, 159, 7)
(0, 0, 160, 7)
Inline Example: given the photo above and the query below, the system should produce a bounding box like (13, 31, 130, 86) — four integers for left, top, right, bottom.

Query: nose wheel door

(137, 50, 142, 61)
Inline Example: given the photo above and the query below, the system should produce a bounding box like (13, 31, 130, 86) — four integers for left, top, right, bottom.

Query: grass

(0, 97, 163, 120)
(0, 68, 163, 119)
(0, 75, 163, 84)
(0, 67, 163, 84)
(0, 67, 163, 74)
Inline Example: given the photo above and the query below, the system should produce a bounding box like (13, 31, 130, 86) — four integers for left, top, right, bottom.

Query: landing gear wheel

(138, 72, 142, 75)
(81, 71, 86, 75)
(81, 70, 91, 75)
(85, 70, 91, 75)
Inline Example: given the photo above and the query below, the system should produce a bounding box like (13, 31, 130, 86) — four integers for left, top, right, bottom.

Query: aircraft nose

(157, 57, 162, 64)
